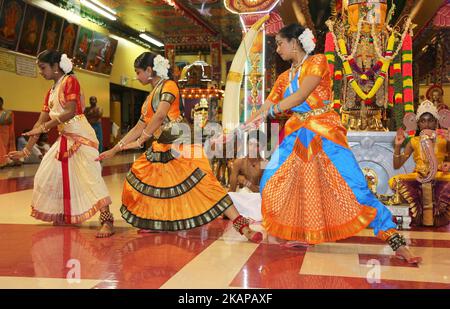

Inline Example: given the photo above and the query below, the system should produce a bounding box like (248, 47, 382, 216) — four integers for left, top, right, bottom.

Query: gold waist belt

(57, 114, 86, 132)
(153, 115, 185, 142)
(293, 104, 332, 122)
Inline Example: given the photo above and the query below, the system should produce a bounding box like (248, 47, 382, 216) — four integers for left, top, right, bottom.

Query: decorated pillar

(165, 43, 176, 78)
(210, 40, 222, 83)
(224, 0, 282, 122)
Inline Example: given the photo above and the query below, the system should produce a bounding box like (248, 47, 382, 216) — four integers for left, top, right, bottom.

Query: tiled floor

(0, 153, 449, 289)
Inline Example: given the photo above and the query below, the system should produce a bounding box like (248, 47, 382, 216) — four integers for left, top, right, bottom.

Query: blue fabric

(321, 138, 396, 235)
(91, 122, 103, 153)
(260, 132, 297, 192)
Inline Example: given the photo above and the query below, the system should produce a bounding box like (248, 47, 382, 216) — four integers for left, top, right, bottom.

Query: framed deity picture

(86, 32, 117, 75)
(72, 26, 93, 69)
(17, 4, 45, 55)
(38, 13, 63, 54)
(58, 20, 78, 58)
(0, 0, 25, 50)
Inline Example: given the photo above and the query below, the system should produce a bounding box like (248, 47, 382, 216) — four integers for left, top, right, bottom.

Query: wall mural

(0, 0, 118, 75)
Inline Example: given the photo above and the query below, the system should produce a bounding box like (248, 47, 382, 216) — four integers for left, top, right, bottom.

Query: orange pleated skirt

(121, 142, 233, 230)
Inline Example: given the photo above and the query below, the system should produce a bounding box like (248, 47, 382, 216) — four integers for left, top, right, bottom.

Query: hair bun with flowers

(153, 55, 170, 79)
(298, 28, 316, 55)
(59, 53, 73, 74)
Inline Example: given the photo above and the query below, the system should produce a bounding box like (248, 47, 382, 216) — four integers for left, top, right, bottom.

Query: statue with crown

(323, 0, 450, 227)
(325, 0, 416, 131)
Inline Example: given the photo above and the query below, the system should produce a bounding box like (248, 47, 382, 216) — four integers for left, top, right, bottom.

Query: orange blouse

(267, 54, 331, 110)
(140, 80, 181, 124)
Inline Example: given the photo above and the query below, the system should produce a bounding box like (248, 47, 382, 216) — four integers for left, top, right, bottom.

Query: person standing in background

(85, 96, 103, 152)
(0, 97, 16, 168)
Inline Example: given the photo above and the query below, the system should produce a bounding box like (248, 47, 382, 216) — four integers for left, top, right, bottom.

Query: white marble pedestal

(348, 131, 415, 195)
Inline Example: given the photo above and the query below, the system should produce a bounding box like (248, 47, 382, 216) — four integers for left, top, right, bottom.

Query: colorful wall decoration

(0, 0, 25, 50)
(16, 4, 45, 55)
(0, 0, 119, 76)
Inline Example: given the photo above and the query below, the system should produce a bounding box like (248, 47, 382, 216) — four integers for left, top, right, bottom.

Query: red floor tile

(0, 219, 229, 289)
(229, 243, 308, 289)
(229, 245, 448, 289)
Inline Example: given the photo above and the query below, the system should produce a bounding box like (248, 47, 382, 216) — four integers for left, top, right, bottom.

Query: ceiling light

(80, 0, 117, 21)
(139, 33, 164, 47)
(89, 0, 117, 15)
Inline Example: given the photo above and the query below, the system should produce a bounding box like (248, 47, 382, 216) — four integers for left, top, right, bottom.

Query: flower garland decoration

(325, 32, 335, 77)
(59, 54, 73, 74)
(388, 65, 394, 108)
(333, 56, 343, 109)
(371, 17, 411, 62)
(348, 56, 383, 83)
(338, 33, 395, 100)
(402, 32, 414, 114)
(153, 55, 170, 79)
(324, 31, 342, 110)
(392, 52, 404, 130)
(325, 18, 363, 63)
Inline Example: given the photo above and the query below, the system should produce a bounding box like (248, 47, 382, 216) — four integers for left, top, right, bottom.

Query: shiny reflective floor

(0, 153, 449, 289)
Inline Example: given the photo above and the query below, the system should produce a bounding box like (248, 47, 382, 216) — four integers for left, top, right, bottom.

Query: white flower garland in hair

(153, 55, 170, 79)
(59, 54, 73, 74)
(298, 28, 316, 55)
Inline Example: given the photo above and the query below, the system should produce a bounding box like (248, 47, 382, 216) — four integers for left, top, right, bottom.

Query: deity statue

(325, 0, 415, 131)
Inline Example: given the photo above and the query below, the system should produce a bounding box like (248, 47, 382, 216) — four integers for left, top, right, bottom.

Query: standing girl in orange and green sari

(97, 52, 262, 243)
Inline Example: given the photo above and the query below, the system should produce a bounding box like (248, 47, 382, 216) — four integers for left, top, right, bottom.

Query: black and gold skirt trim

(126, 168, 206, 199)
(120, 194, 233, 231)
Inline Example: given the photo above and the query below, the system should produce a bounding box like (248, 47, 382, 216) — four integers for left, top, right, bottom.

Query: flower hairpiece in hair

(59, 54, 73, 74)
(153, 55, 170, 79)
(298, 28, 316, 55)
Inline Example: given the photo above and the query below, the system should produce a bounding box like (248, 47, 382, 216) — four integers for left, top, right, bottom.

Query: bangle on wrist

(268, 105, 275, 118)
(136, 137, 143, 147)
(142, 130, 152, 138)
(394, 153, 403, 158)
(275, 104, 283, 114)
(22, 148, 31, 158)
(118, 141, 124, 151)
(41, 123, 49, 133)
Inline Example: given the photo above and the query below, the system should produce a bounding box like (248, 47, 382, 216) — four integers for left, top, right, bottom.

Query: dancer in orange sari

(251, 24, 421, 263)
(97, 52, 262, 243)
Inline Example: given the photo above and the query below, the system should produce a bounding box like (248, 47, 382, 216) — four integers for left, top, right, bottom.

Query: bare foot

(395, 246, 422, 264)
(96, 222, 114, 238)
(280, 240, 311, 249)
(241, 226, 263, 243)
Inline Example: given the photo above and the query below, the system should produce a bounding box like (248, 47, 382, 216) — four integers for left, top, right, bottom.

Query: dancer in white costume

(6, 50, 114, 238)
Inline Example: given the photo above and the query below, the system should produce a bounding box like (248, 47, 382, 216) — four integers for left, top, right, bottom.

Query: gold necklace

(289, 54, 309, 85)
(49, 74, 67, 109)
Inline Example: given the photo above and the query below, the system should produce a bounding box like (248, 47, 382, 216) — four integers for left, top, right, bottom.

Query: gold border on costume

(145, 145, 178, 163)
(126, 168, 207, 199)
(121, 195, 233, 231)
